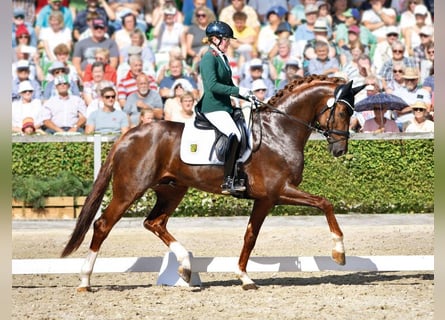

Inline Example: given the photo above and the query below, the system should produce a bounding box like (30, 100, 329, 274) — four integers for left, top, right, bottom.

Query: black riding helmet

(205, 21, 237, 39)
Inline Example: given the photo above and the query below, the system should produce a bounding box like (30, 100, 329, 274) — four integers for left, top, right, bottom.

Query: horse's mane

(268, 75, 347, 106)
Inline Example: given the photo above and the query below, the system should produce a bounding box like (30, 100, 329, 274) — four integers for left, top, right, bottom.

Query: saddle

(194, 101, 249, 162)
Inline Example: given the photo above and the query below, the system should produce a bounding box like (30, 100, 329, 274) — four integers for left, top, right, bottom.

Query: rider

(199, 21, 252, 195)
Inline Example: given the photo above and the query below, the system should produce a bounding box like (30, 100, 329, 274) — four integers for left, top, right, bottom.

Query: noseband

(314, 98, 353, 144)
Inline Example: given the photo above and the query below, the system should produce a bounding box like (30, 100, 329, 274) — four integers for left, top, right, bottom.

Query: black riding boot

(221, 134, 245, 195)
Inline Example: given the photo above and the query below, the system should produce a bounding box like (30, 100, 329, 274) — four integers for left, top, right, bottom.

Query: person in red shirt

(82, 47, 117, 84)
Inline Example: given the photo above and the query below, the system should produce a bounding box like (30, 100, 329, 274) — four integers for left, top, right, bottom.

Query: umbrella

(354, 93, 409, 112)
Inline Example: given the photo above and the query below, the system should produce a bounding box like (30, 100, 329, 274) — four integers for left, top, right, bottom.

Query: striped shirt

(117, 71, 158, 102)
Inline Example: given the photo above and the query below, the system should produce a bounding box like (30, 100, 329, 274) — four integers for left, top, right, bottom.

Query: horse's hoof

(76, 286, 91, 293)
(332, 250, 346, 266)
(178, 266, 192, 283)
(242, 283, 258, 290)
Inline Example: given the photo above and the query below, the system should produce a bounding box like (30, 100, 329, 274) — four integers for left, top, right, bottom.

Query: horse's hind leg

(143, 185, 191, 282)
(277, 184, 345, 265)
(78, 192, 143, 291)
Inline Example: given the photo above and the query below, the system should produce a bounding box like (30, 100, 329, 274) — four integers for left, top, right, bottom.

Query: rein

(251, 98, 350, 144)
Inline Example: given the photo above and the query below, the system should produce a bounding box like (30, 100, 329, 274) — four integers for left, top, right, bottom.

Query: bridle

(251, 96, 353, 145)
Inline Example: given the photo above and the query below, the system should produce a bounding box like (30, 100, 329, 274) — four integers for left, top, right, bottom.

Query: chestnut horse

(62, 75, 365, 290)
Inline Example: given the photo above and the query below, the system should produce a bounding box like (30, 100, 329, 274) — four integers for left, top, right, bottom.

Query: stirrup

(231, 179, 246, 192)
(221, 177, 233, 195)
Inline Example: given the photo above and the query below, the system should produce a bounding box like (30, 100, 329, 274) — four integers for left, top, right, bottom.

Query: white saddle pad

(180, 120, 252, 165)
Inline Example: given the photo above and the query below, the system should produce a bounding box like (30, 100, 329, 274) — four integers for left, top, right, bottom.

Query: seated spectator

(12, 81, 44, 134)
(158, 58, 199, 100)
(404, 4, 431, 57)
(72, 18, 120, 79)
(307, 40, 340, 76)
(239, 58, 275, 99)
(164, 91, 195, 123)
(124, 74, 164, 127)
(139, 108, 155, 125)
(20, 117, 38, 135)
(107, 0, 147, 32)
(371, 26, 400, 75)
(82, 62, 115, 106)
(385, 62, 405, 94)
(72, 0, 115, 41)
(12, 46, 41, 81)
(41, 43, 79, 90)
(228, 11, 257, 60)
(338, 27, 364, 67)
(404, 100, 434, 133)
(152, 6, 185, 55)
(183, 5, 216, 66)
(147, 0, 184, 34)
(113, 12, 143, 50)
(335, 8, 376, 50)
(277, 59, 303, 90)
(181, 0, 211, 27)
(392, 67, 431, 130)
(38, 10, 73, 63)
(119, 28, 156, 72)
(43, 61, 81, 101)
(12, 60, 42, 101)
(12, 9, 38, 48)
(419, 40, 433, 85)
(246, 2, 288, 25)
(163, 79, 194, 121)
(269, 38, 294, 88)
(117, 55, 158, 107)
(218, 0, 260, 34)
(361, 105, 400, 133)
(256, 6, 287, 60)
(82, 48, 117, 84)
(41, 75, 87, 134)
(341, 52, 370, 96)
(86, 82, 122, 118)
(85, 86, 129, 135)
(361, 0, 396, 42)
(379, 40, 416, 84)
(293, 4, 319, 42)
(34, 0, 73, 36)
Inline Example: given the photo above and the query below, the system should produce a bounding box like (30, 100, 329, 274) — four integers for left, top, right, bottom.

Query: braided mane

(268, 75, 346, 106)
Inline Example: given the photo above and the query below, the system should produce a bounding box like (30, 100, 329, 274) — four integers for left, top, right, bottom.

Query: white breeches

(205, 110, 241, 141)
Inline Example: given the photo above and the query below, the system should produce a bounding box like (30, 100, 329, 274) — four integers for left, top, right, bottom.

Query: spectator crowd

(12, 0, 434, 135)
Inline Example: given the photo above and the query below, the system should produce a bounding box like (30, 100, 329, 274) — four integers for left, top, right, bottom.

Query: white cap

(16, 59, 30, 69)
(419, 25, 433, 36)
(386, 25, 399, 35)
(18, 80, 34, 93)
(170, 78, 194, 96)
(251, 79, 267, 92)
(414, 4, 428, 15)
(249, 58, 263, 68)
(313, 19, 328, 32)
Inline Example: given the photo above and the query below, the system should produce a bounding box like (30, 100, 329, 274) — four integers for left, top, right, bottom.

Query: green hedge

(12, 139, 434, 215)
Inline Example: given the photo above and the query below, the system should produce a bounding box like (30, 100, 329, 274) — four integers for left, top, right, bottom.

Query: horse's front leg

(277, 184, 345, 266)
(237, 198, 274, 290)
(143, 186, 192, 283)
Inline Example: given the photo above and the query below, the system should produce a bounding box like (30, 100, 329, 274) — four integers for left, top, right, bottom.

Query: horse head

(315, 80, 366, 157)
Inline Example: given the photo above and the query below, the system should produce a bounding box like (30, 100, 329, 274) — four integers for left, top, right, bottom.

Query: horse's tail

(60, 144, 116, 258)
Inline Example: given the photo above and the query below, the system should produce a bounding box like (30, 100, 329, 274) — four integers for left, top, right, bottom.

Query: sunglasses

(428, 50, 434, 54)
(413, 108, 425, 112)
(53, 69, 65, 74)
(21, 90, 33, 94)
(420, 34, 431, 37)
(15, 15, 25, 19)
(18, 35, 30, 38)
(392, 50, 404, 53)
(196, 13, 206, 18)
(393, 69, 403, 73)
(103, 95, 116, 99)
(254, 89, 266, 92)
(387, 33, 398, 37)
(93, 26, 105, 30)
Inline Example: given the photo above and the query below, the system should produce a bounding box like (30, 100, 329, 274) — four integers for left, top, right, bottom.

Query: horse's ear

(352, 84, 366, 96)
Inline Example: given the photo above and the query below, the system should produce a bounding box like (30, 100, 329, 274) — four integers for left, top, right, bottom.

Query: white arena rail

(12, 253, 434, 287)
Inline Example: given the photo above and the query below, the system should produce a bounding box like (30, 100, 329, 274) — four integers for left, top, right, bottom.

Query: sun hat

(18, 80, 34, 93)
(313, 19, 328, 32)
(402, 67, 419, 79)
(251, 79, 267, 92)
